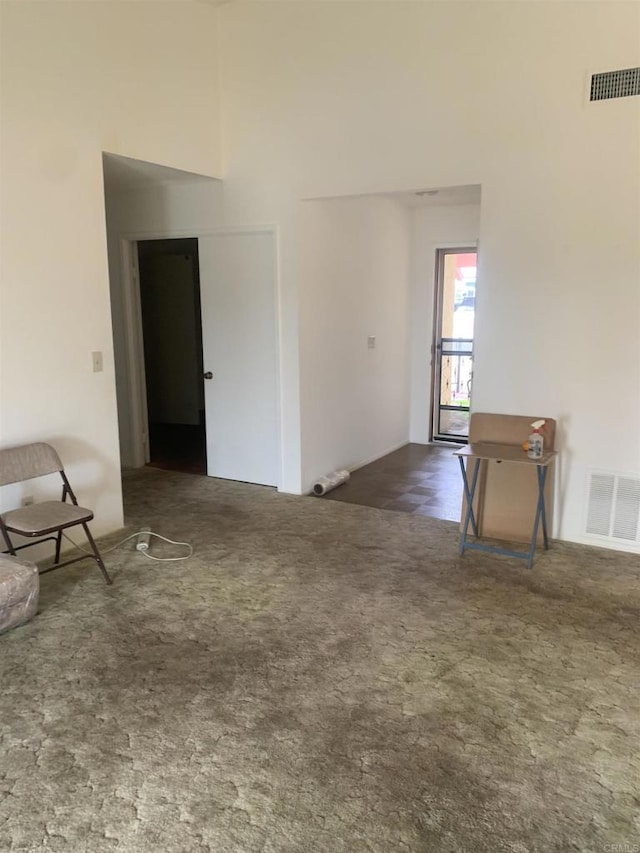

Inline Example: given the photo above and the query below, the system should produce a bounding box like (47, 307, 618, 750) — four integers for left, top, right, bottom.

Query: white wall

(2, 0, 639, 550)
(410, 203, 481, 443)
(298, 196, 411, 488)
(217, 0, 640, 546)
(0, 1, 220, 534)
(104, 180, 224, 468)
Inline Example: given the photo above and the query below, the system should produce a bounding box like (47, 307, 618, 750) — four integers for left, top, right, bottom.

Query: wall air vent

(585, 470, 640, 550)
(590, 67, 640, 101)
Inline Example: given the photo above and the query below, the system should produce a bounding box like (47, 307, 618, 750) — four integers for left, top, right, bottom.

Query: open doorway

(103, 155, 280, 488)
(137, 238, 207, 475)
(431, 248, 477, 443)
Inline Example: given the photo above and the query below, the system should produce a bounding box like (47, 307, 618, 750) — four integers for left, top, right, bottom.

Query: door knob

(203, 371, 213, 380)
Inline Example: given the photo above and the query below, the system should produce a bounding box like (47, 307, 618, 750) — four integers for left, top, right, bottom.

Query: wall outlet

(367, 335, 376, 349)
(92, 351, 103, 373)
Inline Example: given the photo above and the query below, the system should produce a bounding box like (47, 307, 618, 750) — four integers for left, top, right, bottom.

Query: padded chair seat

(1, 501, 94, 535)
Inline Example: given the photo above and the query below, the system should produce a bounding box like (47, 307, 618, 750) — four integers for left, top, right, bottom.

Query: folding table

(454, 443, 557, 569)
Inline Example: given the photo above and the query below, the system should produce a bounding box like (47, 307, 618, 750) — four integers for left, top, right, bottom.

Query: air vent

(612, 477, 640, 541)
(590, 67, 640, 101)
(586, 470, 640, 549)
(586, 473, 615, 536)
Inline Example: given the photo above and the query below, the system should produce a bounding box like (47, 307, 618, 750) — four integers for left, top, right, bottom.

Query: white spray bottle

(527, 419, 546, 460)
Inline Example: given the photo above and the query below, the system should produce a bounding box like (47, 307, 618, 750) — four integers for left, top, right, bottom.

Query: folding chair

(0, 442, 112, 584)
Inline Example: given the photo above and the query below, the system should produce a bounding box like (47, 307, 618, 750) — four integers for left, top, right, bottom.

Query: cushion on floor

(0, 555, 39, 634)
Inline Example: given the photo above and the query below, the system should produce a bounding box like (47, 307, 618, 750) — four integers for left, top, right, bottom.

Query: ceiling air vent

(586, 470, 640, 549)
(590, 67, 640, 101)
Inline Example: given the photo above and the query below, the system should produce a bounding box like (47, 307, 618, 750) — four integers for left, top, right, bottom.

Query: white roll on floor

(313, 469, 350, 496)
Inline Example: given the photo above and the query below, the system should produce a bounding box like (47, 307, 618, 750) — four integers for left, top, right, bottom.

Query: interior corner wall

(0, 1, 220, 535)
(104, 181, 224, 468)
(298, 196, 411, 490)
(410, 204, 481, 444)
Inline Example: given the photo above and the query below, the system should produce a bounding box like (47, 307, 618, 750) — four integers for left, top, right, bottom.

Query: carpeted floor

(1, 468, 639, 853)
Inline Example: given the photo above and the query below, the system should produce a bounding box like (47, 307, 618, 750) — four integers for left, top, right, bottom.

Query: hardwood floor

(320, 443, 463, 522)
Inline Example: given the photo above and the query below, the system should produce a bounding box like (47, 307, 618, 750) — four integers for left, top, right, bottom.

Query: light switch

(367, 336, 376, 349)
(92, 351, 103, 373)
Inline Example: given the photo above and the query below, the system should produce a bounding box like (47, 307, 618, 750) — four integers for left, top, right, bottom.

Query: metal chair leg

(1, 526, 16, 556)
(54, 531, 63, 564)
(81, 523, 112, 585)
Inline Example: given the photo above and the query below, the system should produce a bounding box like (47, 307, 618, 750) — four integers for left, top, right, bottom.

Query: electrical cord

(136, 532, 193, 562)
(62, 530, 193, 562)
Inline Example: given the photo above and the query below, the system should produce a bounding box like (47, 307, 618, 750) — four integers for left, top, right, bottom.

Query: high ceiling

(102, 153, 217, 193)
(384, 184, 482, 208)
(304, 184, 481, 209)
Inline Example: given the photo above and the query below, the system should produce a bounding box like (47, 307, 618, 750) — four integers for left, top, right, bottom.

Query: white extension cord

(62, 529, 193, 563)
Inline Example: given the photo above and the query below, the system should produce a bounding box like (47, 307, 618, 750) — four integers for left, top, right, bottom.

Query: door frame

(117, 226, 283, 487)
(429, 242, 478, 444)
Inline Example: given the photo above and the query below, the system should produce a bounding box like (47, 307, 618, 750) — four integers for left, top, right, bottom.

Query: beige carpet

(1, 467, 639, 852)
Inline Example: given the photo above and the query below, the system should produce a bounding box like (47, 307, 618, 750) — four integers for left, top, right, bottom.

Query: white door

(198, 232, 279, 487)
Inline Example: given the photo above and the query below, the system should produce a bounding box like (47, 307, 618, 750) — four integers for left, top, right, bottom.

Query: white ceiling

(102, 154, 480, 211)
(102, 153, 217, 193)
(383, 184, 482, 208)
(304, 184, 481, 209)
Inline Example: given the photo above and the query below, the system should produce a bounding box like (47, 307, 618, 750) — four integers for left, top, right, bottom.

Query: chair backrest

(0, 442, 64, 487)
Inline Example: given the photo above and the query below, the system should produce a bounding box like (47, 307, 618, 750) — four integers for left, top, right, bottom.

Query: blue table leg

(459, 456, 481, 555)
(538, 464, 549, 549)
(526, 464, 549, 568)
